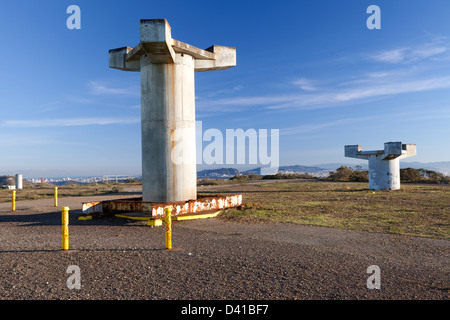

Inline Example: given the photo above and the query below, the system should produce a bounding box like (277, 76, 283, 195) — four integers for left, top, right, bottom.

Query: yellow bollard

(12, 191, 16, 212)
(54, 187, 58, 207)
(164, 207, 172, 250)
(61, 207, 70, 250)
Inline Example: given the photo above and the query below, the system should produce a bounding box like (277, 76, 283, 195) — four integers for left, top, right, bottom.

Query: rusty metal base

(80, 194, 243, 221)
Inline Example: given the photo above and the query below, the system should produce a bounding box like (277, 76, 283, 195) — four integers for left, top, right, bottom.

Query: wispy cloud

(197, 39, 450, 113)
(67, 96, 97, 104)
(197, 75, 450, 111)
(370, 47, 409, 64)
(89, 81, 139, 96)
(370, 41, 448, 64)
(1, 117, 140, 128)
(271, 75, 450, 110)
(291, 78, 318, 91)
(281, 106, 450, 137)
(205, 85, 244, 98)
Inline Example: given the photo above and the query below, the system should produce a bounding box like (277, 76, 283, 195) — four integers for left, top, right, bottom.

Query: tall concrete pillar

(109, 19, 236, 202)
(345, 142, 416, 190)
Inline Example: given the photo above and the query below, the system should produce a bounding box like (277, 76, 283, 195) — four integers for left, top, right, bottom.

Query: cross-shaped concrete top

(109, 19, 236, 72)
(345, 142, 416, 161)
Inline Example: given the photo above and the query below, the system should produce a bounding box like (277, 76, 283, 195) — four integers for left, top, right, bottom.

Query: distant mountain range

(242, 165, 331, 177)
(399, 161, 450, 174)
(197, 161, 450, 179)
(197, 168, 241, 179)
(198, 165, 332, 179)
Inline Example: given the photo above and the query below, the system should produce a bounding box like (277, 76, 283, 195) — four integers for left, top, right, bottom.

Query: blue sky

(1, 0, 450, 177)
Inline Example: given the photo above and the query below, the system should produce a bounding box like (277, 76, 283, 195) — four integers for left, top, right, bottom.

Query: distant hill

(400, 161, 450, 175)
(198, 165, 331, 179)
(0, 175, 34, 188)
(197, 168, 240, 179)
(0, 176, 15, 186)
(314, 163, 366, 170)
(243, 165, 330, 177)
(197, 161, 450, 179)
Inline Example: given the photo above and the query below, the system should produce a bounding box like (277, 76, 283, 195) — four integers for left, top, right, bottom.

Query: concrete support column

(109, 19, 236, 202)
(368, 156, 400, 190)
(140, 53, 197, 202)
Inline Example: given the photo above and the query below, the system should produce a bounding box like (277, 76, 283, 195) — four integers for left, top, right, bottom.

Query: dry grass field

(207, 180, 449, 240)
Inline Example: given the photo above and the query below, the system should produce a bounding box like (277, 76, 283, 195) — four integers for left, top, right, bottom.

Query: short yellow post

(54, 187, 58, 207)
(12, 191, 16, 211)
(61, 207, 70, 250)
(164, 207, 172, 250)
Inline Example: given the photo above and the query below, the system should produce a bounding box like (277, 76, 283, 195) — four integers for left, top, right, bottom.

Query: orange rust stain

(162, 64, 176, 198)
(170, 129, 175, 149)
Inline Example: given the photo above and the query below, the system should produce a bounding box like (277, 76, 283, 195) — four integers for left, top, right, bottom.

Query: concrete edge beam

(344, 145, 368, 159)
(172, 39, 216, 60)
(195, 46, 236, 72)
(398, 144, 417, 160)
(125, 40, 219, 63)
(109, 46, 138, 71)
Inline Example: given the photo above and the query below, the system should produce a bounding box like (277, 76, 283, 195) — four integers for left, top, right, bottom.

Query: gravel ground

(0, 193, 448, 301)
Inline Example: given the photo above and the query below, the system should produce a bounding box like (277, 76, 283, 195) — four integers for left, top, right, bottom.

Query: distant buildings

(28, 176, 138, 185)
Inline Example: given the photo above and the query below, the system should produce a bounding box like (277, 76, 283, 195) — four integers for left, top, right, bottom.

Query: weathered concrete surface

(140, 53, 197, 202)
(367, 156, 401, 190)
(345, 142, 416, 190)
(15, 174, 23, 190)
(109, 19, 236, 202)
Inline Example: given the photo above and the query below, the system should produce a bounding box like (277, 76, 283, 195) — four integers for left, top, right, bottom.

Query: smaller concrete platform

(80, 194, 242, 223)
